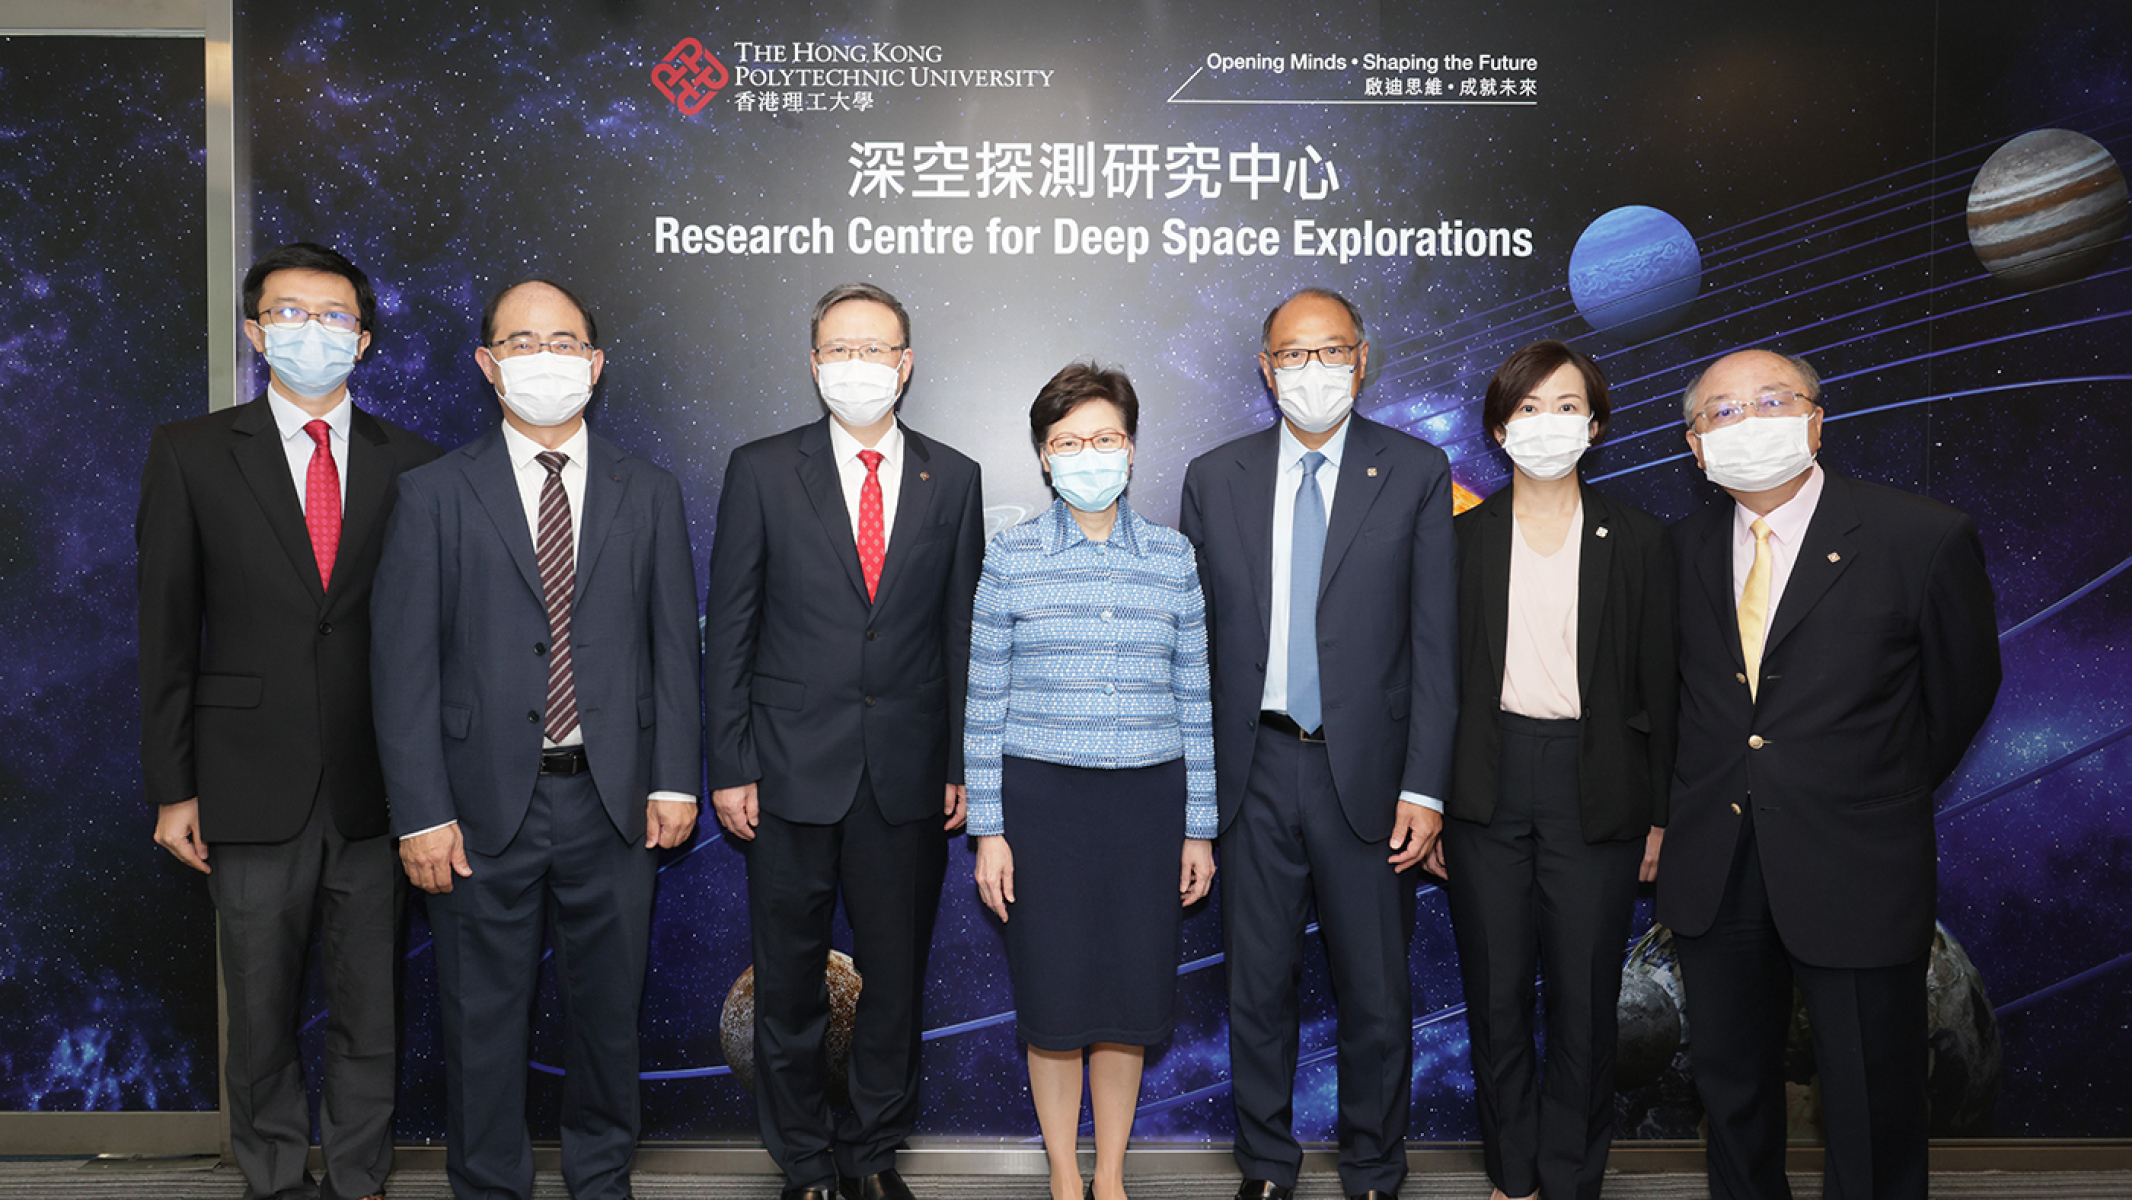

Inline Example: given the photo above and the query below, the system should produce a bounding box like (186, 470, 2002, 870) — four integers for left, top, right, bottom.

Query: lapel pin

(1366, 467, 1378, 477)
(1828, 551, 1841, 562)
(920, 471, 931, 481)
(1596, 526, 1609, 538)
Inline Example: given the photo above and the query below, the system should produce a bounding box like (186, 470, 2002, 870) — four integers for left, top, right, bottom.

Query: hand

(943, 783, 968, 832)
(974, 835, 1015, 922)
(401, 824, 472, 894)
(1179, 839, 1215, 906)
(1388, 802, 1445, 875)
(1640, 826, 1664, 883)
(154, 799, 211, 874)
(645, 799, 698, 849)
(712, 782, 760, 841)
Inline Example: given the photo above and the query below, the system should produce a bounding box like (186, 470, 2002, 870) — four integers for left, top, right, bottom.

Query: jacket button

(527, 710, 540, 723)
(1748, 734, 1765, 749)
(535, 642, 548, 655)
(864, 695, 877, 707)
(866, 628, 879, 641)
(317, 621, 332, 635)
(1731, 802, 1742, 814)
(1736, 672, 1748, 684)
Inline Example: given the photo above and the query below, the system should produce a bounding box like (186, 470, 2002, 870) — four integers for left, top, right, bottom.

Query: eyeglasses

(1045, 430, 1130, 457)
(488, 336, 597, 359)
(1267, 344, 1358, 370)
(1693, 389, 1815, 432)
(815, 342, 907, 364)
(256, 306, 361, 335)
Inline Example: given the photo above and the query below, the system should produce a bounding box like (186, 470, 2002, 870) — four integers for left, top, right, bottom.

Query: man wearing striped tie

(373, 278, 702, 1200)
(1662, 349, 2002, 1200)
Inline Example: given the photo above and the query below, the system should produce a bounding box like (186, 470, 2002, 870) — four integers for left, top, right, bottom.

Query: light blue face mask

(1047, 446, 1131, 513)
(262, 320, 361, 398)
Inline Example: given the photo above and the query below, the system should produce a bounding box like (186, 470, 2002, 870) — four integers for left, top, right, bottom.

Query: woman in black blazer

(1444, 340, 1677, 1200)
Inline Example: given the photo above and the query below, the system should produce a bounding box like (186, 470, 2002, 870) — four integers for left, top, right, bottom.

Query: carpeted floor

(22, 1161, 2132, 1198)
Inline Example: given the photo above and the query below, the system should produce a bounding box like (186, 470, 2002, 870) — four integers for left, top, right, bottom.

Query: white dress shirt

(828, 416, 905, 550)
(1260, 419, 1440, 812)
(1731, 463, 1826, 639)
(265, 385, 349, 512)
(401, 421, 692, 841)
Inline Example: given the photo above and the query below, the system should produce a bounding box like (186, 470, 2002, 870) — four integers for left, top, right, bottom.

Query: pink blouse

(1500, 504, 1582, 720)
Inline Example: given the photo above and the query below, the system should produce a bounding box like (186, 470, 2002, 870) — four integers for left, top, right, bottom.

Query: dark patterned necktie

(535, 451, 579, 741)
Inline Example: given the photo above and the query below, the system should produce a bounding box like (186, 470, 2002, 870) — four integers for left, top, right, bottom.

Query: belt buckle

(1298, 725, 1325, 744)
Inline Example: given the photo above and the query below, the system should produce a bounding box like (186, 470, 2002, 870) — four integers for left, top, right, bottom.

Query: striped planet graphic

(1568, 205, 1703, 341)
(1966, 128, 2127, 290)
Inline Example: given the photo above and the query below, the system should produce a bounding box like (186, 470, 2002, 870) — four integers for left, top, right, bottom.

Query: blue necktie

(1288, 450, 1327, 732)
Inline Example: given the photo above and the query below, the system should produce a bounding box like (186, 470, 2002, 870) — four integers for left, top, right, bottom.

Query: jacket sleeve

(1175, 544, 1217, 838)
(1639, 518, 1681, 827)
(370, 471, 457, 835)
(136, 427, 202, 808)
(648, 470, 704, 796)
(702, 446, 767, 790)
(1920, 514, 2002, 788)
(1401, 449, 1461, 800)
(1178, 460, 1217, 680)
(962, 535, 1014, 836)
(942, 462, 985, 786)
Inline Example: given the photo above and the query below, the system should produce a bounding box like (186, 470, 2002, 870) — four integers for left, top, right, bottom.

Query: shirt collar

(502, 419, 591, 473)
(1040, 496, 1145, 557)
(1734, 461, 1824, 546)
(1277, 415, 1351, 476)
(266, 384, 351, 444)
(828, 416, 904, 472)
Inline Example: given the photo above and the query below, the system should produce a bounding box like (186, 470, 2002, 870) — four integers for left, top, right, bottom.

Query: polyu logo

(652, 38, 728, 114)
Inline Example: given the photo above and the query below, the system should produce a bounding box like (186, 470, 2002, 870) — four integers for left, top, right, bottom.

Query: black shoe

(838, 1169, 917, 1200)
(780, 1189, 838, 1200)
(1235, 1182, 1293, 1200)
(1345, 1192, 1398, 1200)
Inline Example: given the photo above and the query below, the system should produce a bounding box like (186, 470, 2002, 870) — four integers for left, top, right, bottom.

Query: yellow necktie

(1738, 518, 1772, 700)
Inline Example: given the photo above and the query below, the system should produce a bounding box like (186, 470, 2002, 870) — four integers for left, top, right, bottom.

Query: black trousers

(1222, 725, 1415, 1197)
(1673, 813, 1929, 1200)
(1443, 714, 1642, 1200)
(747, 773, 950, 1188)
(207, 792, 401, 1200)
(429, 770, 657, 1200)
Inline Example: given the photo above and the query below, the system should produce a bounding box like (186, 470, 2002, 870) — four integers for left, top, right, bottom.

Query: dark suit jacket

(137, 395, 440, 842)
(1450, 484, 1677, 842)
(369, 427, 702, 856)
(1657, 469, 2001, 968)
(1179, 415, 1459, 842)
(703, 418, 984, 826)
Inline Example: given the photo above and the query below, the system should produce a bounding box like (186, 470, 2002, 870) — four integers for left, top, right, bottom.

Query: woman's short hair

(1029, 362, 1141, 451)
(1482, 339, 1611, 439)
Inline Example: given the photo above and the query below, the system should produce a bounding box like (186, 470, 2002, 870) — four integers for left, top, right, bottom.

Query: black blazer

(1179, 415, 1460, 842)
(703, 418, 985, 826)
(1449, 484, 1677, 842)
(1657, 470, 2001, 968)
(137, 395, 440, 842)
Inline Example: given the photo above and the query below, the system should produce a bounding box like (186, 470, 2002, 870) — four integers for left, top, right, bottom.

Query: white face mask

(1499, 412, 1593, 482)
(495, 352, 594, 428)
(1273, 362, 1355, 434)
(1697, 414, 1816, 492)
(816, 359, 903, 427)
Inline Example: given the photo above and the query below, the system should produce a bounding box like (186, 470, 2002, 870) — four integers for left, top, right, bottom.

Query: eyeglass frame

(1043, 429, 1132, 457)
(253, 306, 363, 335)
(1690, 388, 1819, 432)
(1266, 343, 1361, 370)
(484, 335, 599, 360)
(813, 341, 910, 365)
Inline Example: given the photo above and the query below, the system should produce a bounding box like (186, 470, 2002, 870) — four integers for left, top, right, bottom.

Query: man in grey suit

(373, 278, 702, 1200)
(1180, 288, 1459, 1200)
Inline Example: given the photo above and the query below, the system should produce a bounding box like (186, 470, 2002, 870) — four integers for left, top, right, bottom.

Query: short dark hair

(1260, 287, 1367, 351)
(242, 242, 376, 333)
(811, 282, 911, 349)
(1482, 339, 1612, 440)
(480, 277, 600, 347)
(1029, 362, 1141, 452)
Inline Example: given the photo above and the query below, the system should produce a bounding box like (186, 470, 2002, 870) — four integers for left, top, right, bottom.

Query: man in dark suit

(372, 278, 701, 1200)
(1179, 288, 1459, 1200)
(1660, 349, 2001, 1200)
(140, 242, 438, 1200)
(703, 282, 984, 1200)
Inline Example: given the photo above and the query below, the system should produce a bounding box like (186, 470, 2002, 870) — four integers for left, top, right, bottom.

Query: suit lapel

(1765, 472, 1860, 657)
(1318, 418, 1385, 601)
(796, 418, 871, 604)
(1689, 501, 1747, 674)
(1479, 492, 1514, 696)
(1228, 428, 1279, 644)
(869, 428, 935, 613)
(1576, 491, 1613, 700)
(464, 430, 546, 604)
(573, 434, 629, 598)
(229, 396, 327, 606)
(325, 408, 393, 606)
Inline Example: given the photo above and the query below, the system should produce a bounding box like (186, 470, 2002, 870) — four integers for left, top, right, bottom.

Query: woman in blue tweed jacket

(966, 363, 1216, 1200)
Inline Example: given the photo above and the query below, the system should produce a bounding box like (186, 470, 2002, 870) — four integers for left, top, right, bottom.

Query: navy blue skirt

(1000, 755, 1188, 1050)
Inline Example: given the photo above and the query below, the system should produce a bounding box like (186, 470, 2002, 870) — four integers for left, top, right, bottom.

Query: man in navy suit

(703, 283, 984, 1200)
(1180, 288, 1459, 1200)
(372, 278, 702, 1200)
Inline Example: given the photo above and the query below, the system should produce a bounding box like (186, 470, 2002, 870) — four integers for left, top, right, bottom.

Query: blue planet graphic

(1569, 205, 1704, 340)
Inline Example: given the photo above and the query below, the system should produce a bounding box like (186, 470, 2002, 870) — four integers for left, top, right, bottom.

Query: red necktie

(535, 451, 580, 743)
(857, 449, 886, 601)
(302, 420, 341, 589)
